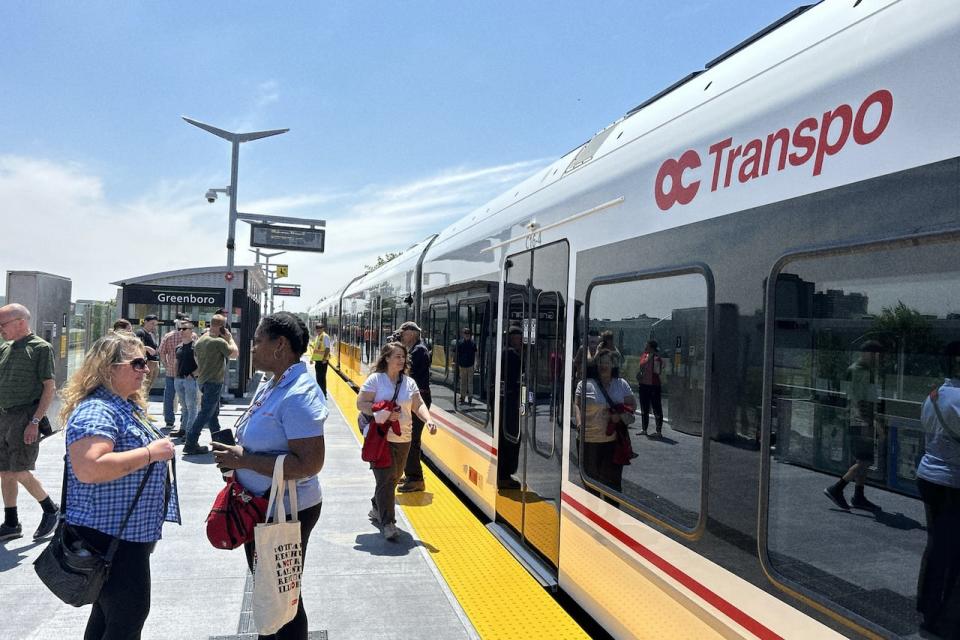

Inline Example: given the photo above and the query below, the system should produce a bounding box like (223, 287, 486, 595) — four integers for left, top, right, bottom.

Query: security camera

(205, 189, 218, 203)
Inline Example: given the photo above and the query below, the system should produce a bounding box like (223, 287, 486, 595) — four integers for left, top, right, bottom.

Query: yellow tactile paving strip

(328, 372, 590, 640)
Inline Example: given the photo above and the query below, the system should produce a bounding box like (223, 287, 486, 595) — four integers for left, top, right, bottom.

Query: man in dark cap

(824, 340, 884, 511)
(398, 321, 432, 493)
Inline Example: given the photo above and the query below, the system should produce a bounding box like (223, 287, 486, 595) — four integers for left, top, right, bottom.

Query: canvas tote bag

(253, 455, 303, 635)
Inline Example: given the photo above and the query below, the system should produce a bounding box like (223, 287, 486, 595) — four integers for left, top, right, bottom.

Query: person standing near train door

(498, 325, 523, 490)
(398, 322, 431, 493)
(309, 323, 332, 397)
(636, 340, 664, 436)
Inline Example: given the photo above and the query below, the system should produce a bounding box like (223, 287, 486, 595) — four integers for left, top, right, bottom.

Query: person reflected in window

(636, 340, 664, 436)
(824, 340, 883, 511)
(915, 341, 960, 637)
(573, 329, 600, 382)
(599, 330, 622, 367)
(575, 349, 637, 498)
(456, 328, 477, 404)
(498, 326, 523, 490)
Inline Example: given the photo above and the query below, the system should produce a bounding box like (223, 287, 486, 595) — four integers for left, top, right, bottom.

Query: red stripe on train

(432, 413, 498, 456)
(561, 492, 783, 640)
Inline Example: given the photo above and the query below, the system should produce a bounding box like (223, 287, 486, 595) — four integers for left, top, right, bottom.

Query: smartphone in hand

(211, 429, 237, 477)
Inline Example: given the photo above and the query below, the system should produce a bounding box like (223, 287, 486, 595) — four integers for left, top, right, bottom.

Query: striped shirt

(0, 334, 54, 409)
(65, 387, 181, 542)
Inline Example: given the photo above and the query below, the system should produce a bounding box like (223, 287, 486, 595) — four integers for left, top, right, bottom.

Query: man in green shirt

(0, 303, 60, 541)
(183, 314, 238, 455)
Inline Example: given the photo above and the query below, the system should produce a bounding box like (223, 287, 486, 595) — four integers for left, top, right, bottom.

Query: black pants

(243, 501, 323, 640)
(582, 441, 622, 493)
(403, 390, 430, 482)
(917, 478, 960, 632)
(313, 361, 328, 397)
(76, 526, 156, 640)
(637, 384, 663, 430)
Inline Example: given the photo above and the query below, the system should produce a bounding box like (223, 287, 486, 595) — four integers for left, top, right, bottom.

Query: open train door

(494, 240, 568, 574)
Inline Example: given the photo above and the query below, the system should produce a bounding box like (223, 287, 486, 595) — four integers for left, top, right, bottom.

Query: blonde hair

(59, 332, 148, 423)
(372, 342, 409, 374)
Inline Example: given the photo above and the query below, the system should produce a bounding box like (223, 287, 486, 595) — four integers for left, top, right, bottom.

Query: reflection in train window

(428, 301, 450, 384)
(456, 298, 492, 432)
(579, 273, 707, 531)
(766, 241, 960, 633)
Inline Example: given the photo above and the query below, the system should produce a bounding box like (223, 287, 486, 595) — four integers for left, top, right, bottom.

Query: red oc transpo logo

(654, 89, 894, 211)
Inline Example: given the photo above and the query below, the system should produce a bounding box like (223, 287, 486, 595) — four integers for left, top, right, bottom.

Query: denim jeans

(162, 376, 177, 426)
(174, 377, 199, 435)
(187, 381, 222, 448)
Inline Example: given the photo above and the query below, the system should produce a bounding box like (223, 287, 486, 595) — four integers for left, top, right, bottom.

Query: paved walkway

(0, 397, 476, 640)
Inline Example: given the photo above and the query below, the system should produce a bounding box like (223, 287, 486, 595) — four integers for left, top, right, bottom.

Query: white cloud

(0, 154, 549, 311)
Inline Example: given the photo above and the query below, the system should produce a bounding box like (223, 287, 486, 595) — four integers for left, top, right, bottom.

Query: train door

(496, 240, 568, 569)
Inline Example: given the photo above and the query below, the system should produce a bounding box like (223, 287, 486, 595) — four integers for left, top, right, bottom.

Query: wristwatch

(29, 417, 40, 426)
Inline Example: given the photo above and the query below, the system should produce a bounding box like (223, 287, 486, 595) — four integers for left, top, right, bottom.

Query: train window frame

(456, 294, 493, 432)
(581, 262, 714, 539)
(428, 300, 451, 383)
(758, 229, 960, 638)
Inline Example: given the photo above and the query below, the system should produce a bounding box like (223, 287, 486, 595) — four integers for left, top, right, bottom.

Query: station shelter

(112, 265, 267, 398)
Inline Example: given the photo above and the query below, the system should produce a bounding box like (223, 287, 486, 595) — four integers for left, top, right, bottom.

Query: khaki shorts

(0, 405, 40, 472)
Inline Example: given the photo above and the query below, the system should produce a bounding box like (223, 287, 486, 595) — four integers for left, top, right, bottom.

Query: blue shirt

(65, 387, 181, 542)
(917, 378, 960, 488)
(236, 362, 327, 512)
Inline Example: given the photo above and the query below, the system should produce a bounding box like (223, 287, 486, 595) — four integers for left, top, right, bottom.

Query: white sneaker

(382, 523, 399, 540)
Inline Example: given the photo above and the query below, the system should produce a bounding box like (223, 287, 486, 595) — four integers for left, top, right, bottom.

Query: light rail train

(311, 1, 960, 637)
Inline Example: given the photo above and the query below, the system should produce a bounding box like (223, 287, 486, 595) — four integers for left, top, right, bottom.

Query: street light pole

(183, 117, 288, 328)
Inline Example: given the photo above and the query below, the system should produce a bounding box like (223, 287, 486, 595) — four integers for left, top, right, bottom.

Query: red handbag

(361, 400, 402, 469)
(206, 476, 268, 550)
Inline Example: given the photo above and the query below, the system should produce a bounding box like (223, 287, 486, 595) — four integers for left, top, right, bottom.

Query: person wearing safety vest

(309, 324, 332, 397)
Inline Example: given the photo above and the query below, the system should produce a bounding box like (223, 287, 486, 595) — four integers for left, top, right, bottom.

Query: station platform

(0, 390, 591, 639)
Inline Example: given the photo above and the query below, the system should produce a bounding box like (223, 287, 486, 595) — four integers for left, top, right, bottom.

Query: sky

(0, 1, 805, 312)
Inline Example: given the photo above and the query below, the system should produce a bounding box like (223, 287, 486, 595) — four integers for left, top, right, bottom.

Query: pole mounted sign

(251, 223, 325, 253)
(272, 284, 301, 297)
(275, 264, 289, 278)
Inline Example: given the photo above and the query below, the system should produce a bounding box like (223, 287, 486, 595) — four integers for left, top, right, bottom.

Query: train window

(456, 298, 492, 432)
(763, 238, 960, 635)
(428, 302, 450, 385)
(578, 269, 711, 533)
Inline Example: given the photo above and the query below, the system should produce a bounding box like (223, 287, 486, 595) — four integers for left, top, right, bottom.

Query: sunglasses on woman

(113, 357, 149, 371)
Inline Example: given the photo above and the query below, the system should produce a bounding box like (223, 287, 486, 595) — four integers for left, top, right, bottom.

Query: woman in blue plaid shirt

(58, 331, 179, 639)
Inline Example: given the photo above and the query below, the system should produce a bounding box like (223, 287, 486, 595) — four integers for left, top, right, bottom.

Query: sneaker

(397, 480, 425, 493)
(0, 522, 23, 542)
(823, 486, 850, 510)
(499, 477, 521, 490)
(33, 505, 60, 540)
(382, 523, 400, 540)
(183, 445, 210, 456)
(851, 494, 881, 512)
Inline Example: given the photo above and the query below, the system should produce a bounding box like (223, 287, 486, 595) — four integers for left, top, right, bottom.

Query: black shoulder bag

(34, 458, 155, 607)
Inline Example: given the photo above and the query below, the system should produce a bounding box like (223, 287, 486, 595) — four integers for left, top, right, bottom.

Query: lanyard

(235, 363, 299, 439)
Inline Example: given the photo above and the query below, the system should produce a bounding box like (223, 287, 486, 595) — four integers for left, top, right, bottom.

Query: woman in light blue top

(915, 341, 960, 636)
(212, 312, 326, 640)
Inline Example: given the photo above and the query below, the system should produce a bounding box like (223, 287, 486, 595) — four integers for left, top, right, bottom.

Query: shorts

(847, 424, 875, 464)
(0, 405, 40, 472)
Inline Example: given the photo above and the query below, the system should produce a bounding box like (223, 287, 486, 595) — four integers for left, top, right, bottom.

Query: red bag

(605, 402, 638, 466)
(206, 476, 268, 550)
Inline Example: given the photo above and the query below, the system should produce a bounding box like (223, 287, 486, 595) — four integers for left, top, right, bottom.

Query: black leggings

(243, 501, 323, 640)
(75, 526, 156, 640)
(637, 384, 663, 430)
(916, 478, 960, 630)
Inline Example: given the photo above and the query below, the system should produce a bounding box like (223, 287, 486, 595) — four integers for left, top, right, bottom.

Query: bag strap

(929, 388, 960, 445)
(105, 463, 156, 562)
(391, 373, 403, 404)
(594, 379, 618, 410)
(265, 455, 299, 524)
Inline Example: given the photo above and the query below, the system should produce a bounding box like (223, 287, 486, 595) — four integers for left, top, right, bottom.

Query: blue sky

(0, 1, 803, 310)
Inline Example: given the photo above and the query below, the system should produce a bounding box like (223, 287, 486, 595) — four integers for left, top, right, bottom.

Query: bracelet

(145, 446, 152, 464)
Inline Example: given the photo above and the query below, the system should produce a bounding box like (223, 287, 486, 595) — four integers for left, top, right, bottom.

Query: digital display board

(251, 224, 325, 252)
(272, 285, 301, 297)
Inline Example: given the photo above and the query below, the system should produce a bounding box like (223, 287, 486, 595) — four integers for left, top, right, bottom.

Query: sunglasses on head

(114, 357, 149, 371)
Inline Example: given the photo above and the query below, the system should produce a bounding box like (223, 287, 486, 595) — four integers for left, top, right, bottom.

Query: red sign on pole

(224, 272, 235, 282)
